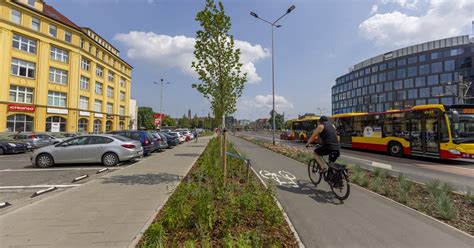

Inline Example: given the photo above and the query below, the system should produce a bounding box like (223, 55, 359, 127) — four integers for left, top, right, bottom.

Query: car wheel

(0, 148, 4, 155)
(102, 152, 119, 167)
(36, 153, 54, 168)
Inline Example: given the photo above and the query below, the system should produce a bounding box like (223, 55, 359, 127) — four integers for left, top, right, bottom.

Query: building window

(407, 56, 417, 64)
(407, 66, 417, 77)
(441, 97, 453, 105)
(50, 47, 69, 63)
(384, 81, 393, 91)
(415, 77, 426, 87)
(107, 86, 114, 98)
(119, 122, 125, 131)
(397, 59, 406, 66)
(94, 100, 102, 112)
(431, 86, 443, 97)
(80, 76, 89, 90)
(106, 121, 113, 132)
(106, 103, 113, 114)
(419, 87, 430, 98)
(387, 71, 396, 80)
(46, 116, 66, 132)
(31, 17, 40, 31)
(394, 80, 403, 90)
(49, 25, 57, 37)
(419, 64, 429, 75)
(416, 99, 427, 105)
(65, 31, 72, 43)
(108, 71, 114, 82)
(427, 75, 439, 85)
(428, 98, 439, 104)
(120, 91, 125, 101)
(79, 96, 89, 110)
(444, 60, 455, 71)
(440, 73, 453, 84)
(81, 58, 90, 71)
(28, 0, 35, 7)
(10, 85, 34, 104)
(49, 67, 68, 85)
(431, 62, 442, 73)
(408, 89, 418, 99)
(78, 118, 88, 133)
(11, 58, 35, 78)
(13, 34, 36, 53)
(7, 114, 33, 132)
(419, 54, 426, 62)
(93, 120, 102, 133)
(396, 90, 406, 100)
(96, 65, 103, 77)
(11, 9, 21, 24)
(396, 68, 406, 79)
(95, 82, 103, 94)
(47, 91, 67, 107)
(119, 106, 125, 116)
(403, 79, 414, 88)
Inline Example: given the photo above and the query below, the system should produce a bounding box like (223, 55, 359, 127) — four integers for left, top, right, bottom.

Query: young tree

(191, 0, 247, 129)
(178, 114, 191, 128)
(137, 107, 155, 130)
(269, 111, 285, 130)
(162, 115, 176, 127)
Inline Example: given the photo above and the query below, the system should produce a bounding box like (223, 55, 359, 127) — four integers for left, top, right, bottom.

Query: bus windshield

(450, 113, 474, 144)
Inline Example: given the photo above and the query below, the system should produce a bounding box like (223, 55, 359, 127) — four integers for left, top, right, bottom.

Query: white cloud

(114, 31, 269, 83)
(381, 0, 419, 9)
(242, 94, 294, 110)
(370, 5, 379, 15)
(359, 0, 474, 48)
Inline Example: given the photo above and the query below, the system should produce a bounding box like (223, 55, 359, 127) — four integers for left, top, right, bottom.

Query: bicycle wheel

(330, 171, 350, 200)
(308, 159, 322, 186)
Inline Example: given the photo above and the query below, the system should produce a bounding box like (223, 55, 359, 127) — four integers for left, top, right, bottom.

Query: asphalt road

(0, 151, 141, 215)
(242, 131, 474, 192)
(230, 136, 473, 248)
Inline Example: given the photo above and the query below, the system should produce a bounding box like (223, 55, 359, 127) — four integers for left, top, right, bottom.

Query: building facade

(0, 0, 132, 133)
(332, 35, 473, 115)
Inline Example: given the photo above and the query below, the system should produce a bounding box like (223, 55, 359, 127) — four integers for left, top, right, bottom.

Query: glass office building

(332, 35, 474, 115)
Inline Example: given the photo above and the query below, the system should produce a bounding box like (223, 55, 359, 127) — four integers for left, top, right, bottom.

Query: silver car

(31, 134, 143, 168)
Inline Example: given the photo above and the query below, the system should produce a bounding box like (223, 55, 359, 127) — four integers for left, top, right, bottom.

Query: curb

(232, 137, 305, 248)
(128, 137, 211, 248)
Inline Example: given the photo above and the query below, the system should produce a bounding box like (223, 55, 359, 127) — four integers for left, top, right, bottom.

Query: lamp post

(250, 5, 295, 145)
(153, 79, 171, 129)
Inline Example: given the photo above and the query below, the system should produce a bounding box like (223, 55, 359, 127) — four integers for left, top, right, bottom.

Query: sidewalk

(230, 136, 473, 248)
(0, 137, 211, 248)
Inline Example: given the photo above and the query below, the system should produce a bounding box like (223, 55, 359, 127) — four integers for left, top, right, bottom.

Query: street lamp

(250, 5, 296, 145)
(153, 79, 171, 129)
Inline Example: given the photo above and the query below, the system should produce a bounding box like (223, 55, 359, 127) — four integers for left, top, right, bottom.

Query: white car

(170, 132, 185, 143)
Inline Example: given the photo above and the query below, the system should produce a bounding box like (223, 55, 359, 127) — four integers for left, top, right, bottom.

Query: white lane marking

(259, 170, 298, 188)
(0, 167, 121, 172)
(0, 184, 80, 189)
(371, 162, 392, 170)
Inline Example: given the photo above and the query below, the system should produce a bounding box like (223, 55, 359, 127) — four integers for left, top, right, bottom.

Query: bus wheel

(388, 142, 403, 157)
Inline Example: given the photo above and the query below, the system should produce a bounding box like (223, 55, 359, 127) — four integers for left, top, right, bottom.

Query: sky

(47, 0, 474, 120)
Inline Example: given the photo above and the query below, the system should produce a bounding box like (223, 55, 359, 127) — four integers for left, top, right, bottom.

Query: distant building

(254, 118, 270, 130)
(238, 119, 250, 127)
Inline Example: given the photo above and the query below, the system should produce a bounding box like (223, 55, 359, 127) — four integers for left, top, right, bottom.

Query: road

(241, 131, 474, 192)
(230, 136, 473, 248)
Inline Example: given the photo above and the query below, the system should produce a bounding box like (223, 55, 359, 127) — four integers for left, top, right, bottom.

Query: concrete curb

(231, 137, 305, 248)
(128, 137, 211, 248)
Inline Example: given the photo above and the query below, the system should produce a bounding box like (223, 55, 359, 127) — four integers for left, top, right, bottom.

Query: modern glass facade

(332, 35, 474, 115)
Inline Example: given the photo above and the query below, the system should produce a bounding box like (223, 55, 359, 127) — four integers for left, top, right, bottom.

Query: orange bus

(289, 114, 320, 142)
(331, 104, 474, 159)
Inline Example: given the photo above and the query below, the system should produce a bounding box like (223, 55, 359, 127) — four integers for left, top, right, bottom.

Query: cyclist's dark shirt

(320, 122, 340, 151)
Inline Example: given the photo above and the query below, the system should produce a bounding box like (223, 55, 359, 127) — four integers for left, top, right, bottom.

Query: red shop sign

(8, 104, 35, 113)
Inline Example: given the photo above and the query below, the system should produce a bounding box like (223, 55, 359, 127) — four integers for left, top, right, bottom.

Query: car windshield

(450, 114, 474, 143)
(49, 133, 66, 138)
(112, 135, 134, 142)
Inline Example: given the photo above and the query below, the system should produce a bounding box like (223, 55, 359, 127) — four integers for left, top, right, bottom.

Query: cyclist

(305, 116, 340, 173)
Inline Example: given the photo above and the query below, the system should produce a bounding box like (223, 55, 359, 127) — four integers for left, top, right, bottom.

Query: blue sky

(47, 0, 473, 120)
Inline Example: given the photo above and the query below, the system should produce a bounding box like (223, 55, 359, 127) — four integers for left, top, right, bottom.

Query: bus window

(392, 113, 409, 139)
(353, 116, 364, 137)
(440, 114, 449, 142)
(384, 114, 394, 137)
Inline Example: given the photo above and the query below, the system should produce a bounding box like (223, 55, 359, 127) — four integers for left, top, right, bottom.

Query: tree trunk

(223, 130, 227, 182)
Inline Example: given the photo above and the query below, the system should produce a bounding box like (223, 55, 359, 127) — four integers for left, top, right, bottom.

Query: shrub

(351, 165, 364, 185)
(140, 223, 166, 248)
(369, 175, 385, 193)
(434, 192, 457, 220)
(397, 174, 412, 204)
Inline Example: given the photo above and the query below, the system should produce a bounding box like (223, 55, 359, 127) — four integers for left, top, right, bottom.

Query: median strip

(31, 186, 57, 198)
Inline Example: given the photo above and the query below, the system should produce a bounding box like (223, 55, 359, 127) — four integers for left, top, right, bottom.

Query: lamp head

(287, 5, 295, 13)
(276, 25, 282, 28)
(250, 12, 258, 18)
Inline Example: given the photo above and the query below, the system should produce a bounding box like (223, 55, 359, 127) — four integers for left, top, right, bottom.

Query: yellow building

(0, 0, 132, 133)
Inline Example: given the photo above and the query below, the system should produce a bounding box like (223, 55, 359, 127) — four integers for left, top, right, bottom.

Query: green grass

(139, 137, 295, 247)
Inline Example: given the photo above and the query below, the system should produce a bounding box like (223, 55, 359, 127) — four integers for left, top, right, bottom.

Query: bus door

(410, 110, 440, 156)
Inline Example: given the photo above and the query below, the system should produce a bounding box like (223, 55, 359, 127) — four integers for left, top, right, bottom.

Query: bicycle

(307, 144, 350, 200)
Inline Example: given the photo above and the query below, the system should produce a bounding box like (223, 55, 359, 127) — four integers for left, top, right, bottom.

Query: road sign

(154, 119, 161, 126)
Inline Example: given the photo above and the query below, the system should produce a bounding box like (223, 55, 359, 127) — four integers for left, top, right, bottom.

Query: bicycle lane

(229, 136, 473, 248)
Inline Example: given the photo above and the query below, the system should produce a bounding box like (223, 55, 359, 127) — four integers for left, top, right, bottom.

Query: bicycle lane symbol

(259, 170, 299, 188)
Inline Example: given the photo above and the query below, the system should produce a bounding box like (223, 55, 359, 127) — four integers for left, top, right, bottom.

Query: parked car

(12, 132, 64, 149)
(150, 132, 168, 151)
(280, 131, 292, 140)
(0, 136, 29, 155)
(170, 132, 185, 143)
(161, 132, 179, 147)
(109, 131, 156, 156)
(180, 131, 191, 142)
(31, 135, 143, 168)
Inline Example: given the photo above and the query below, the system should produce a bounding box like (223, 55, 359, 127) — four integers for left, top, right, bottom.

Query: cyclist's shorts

(314, 146, 340, 162)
